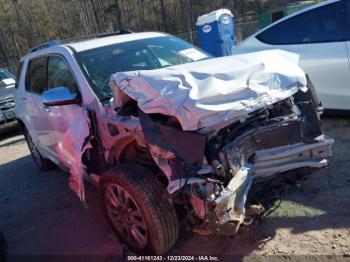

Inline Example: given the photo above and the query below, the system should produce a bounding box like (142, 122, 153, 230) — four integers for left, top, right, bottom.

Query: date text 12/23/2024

(127, 256, 220, 261)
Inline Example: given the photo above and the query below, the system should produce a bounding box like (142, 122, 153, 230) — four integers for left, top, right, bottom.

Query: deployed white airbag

(110, 50, 306, 131)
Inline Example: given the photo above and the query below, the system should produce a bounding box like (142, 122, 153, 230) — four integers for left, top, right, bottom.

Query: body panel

(16, 46, 100, 164)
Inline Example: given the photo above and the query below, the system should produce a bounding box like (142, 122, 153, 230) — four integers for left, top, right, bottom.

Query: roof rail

(60, 29, 134, 44)
(28, 30, 134, 53)
(96, 29, 134, 38)
(29, 40, 60, 53)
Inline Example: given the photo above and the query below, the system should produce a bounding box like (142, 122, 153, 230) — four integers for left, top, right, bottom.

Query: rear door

(256, 0, 350, 110)
(23, 56, 50, 150)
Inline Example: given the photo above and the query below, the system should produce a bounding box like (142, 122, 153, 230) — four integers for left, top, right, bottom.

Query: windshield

(74, 36, 212, 101)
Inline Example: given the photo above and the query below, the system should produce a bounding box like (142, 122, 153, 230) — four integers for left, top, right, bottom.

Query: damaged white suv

(16, 31, 334, 254)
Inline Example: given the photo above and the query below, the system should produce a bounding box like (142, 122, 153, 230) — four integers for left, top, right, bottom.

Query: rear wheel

(23, 128, 55, 171)
(100, 163, 179, 255)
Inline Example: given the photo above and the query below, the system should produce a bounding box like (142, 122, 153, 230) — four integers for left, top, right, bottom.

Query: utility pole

(160, 0, 168, 32)
(114, 0, 123, 30)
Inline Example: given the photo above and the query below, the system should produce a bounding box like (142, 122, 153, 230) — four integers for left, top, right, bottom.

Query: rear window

(257, 2, 340, 45)
(26, 57, 47, 94)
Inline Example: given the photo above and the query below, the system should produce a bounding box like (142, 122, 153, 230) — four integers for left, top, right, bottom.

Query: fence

(235, 21, 259, 43)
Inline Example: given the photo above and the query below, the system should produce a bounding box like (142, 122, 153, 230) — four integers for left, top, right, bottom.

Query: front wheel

(23, 128, 55, 171)
(100, 163, 179, 255)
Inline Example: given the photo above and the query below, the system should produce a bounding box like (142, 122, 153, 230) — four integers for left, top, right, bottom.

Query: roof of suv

(65, 32, 167, 52)
(21, 31, 168, 61)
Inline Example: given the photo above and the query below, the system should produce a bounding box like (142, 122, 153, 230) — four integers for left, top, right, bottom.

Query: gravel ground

(0, 118, 349, 261)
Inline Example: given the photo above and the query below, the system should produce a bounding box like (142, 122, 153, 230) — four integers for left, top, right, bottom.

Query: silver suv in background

(0, 68, 16, 127)
(15, 31, 333, 254)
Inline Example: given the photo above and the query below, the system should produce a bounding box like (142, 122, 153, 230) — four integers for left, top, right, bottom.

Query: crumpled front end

(108, 50, 334, 234)
(209, 93, 333, 228)
(136, 86, 333, 234)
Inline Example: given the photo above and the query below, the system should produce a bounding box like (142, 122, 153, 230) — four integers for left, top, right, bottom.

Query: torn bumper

(254, 138, 333, 179)
(213, 107, 334, 227)
(214, 138, 334, 228)
(212, 136, 333, 228)
(221, 121, 334, 182)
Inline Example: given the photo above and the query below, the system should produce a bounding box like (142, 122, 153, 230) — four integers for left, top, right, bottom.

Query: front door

(41, 55, 84, 163)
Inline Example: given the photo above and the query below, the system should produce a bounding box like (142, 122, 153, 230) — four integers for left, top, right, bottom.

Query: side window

(343, 0, 350, 40)
(257, 3, 340, 45)
(26, 57, 47, 94)
(47, 56, 78, 93)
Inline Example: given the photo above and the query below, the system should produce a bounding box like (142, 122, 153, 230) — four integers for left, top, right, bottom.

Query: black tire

(100, 163, 179, 255)
(23, 128, 55, 171)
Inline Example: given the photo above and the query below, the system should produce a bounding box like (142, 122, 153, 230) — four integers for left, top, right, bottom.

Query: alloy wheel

(104, 183, 148, 249)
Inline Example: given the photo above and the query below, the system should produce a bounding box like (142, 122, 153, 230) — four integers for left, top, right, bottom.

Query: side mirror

(42, 86, 81, 106)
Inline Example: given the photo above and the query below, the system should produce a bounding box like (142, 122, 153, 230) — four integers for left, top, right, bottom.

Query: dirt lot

(0, 118, 350, 261)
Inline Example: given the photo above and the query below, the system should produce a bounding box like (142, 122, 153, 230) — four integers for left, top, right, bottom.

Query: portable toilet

(196, 9, 235, 57)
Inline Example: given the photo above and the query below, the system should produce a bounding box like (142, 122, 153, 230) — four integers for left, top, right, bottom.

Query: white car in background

(232, 0, 350, 112)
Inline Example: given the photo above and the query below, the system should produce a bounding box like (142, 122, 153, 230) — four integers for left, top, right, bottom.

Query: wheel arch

(108, 136, 159, 177)
(107, 135, 146, 167)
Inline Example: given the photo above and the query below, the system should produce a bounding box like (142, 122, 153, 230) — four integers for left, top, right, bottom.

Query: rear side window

(343, 0, 350, 40)
(257, 3, 340, 45)
(26, 57, 47, 94)
(47, 56, 78, 93)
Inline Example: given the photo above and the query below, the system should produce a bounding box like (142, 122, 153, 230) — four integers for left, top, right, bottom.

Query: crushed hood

(110, 50, 307, 131)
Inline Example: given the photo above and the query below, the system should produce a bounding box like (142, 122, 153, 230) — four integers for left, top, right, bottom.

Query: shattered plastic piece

(55, 109, 92, 202)
(214, 163, 253, 224)
(110, 50, 306, 131)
